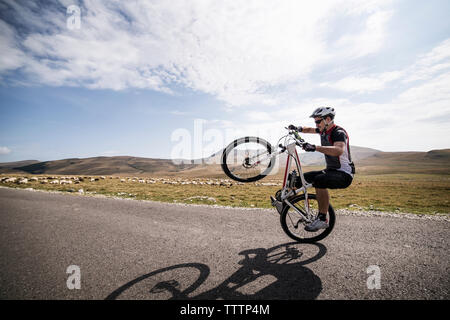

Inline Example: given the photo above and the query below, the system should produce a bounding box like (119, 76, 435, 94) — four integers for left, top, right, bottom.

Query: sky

(0, 0, 450, 162)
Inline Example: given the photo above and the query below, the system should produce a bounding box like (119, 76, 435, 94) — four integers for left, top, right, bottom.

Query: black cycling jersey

(320, 124, 355, 177)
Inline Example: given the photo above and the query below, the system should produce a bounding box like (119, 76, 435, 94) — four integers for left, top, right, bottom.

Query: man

(288, 106, 355, 232)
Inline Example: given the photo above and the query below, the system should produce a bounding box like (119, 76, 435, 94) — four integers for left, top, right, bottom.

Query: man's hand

(302, 143, 316, 152)
(288, 124, 302, 132)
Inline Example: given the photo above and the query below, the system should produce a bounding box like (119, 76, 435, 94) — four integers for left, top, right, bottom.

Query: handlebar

(283, 127, 306, 147)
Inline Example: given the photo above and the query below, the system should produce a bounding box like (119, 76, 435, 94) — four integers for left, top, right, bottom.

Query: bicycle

(221, 128, 336, 243)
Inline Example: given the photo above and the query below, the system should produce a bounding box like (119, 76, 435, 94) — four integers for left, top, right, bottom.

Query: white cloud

(0, 20, 27, 72)
(402, 39, 450, 83)
(2, 1, 448, 152)
(170, 110, 189, 116)
(321, 71, 403, 93)
(396, 72, 450, 110)
(201, 59, 450, 152)
(415, 38, 450, 66)
(0, 0, 395, 106)
(332, 10, 393, 59)
(313, 65, 450, 151)
(0, 147, 11, 155)
(245, 111, 274, 122)
(321, 38, 450, 94)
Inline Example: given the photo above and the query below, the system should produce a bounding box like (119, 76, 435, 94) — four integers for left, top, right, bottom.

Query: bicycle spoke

(224, 141, 272, 181)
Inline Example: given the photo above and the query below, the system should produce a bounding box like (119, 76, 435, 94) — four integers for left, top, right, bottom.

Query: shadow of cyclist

(106, 242, 326, 300)
(194, 242, 326, 300)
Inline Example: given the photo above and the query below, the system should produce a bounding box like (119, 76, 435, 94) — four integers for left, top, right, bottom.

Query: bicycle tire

(280, 194, 336, 243)
(105, 263, 209, 300)
(221, 136, 274, 183)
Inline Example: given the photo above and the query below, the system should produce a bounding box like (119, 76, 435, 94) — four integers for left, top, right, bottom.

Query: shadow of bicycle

(106, 242, 326, 300)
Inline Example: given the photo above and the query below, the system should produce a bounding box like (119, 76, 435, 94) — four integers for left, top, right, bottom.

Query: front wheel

(221, 136, 275, 183)
(280, 194, 335, 243)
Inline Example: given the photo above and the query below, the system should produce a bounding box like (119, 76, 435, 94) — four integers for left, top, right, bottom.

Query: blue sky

(1, 0, 450, 162)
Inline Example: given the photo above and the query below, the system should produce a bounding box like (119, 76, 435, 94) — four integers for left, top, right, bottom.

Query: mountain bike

(221, 128, 335, 243)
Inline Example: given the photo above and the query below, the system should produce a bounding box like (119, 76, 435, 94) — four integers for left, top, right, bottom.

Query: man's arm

(316, 141, 345, 157)
(300, 126, 319, 134)
(288, 124, 319, 134)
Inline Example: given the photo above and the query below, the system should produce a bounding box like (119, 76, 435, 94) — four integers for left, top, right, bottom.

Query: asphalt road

(0, 187, 448, 300)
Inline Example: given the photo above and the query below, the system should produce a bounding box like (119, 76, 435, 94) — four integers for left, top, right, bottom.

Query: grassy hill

(0, 156, 197, 176)
(0, 160, 40, 170)
(356, 149, 450, 174)
(0, 147, 448, 176)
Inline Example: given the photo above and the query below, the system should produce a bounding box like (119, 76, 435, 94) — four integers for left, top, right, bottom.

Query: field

(1, 171, 449, 215)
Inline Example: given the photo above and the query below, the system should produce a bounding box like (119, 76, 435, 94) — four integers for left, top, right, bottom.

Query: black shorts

(300, 169, 353, 189)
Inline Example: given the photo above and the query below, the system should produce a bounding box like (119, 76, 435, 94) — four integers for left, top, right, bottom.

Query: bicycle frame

(276, 142, 314, 222)
(245, 131, 313, 223)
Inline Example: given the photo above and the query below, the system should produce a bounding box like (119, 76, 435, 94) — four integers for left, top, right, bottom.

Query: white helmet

(310, 106, 336, 119)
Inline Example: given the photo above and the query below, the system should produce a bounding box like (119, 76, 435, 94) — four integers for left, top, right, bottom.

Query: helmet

(310, 106, 335, 119)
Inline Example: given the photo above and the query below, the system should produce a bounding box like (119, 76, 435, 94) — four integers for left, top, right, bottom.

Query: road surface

(0, 187, 448, 300)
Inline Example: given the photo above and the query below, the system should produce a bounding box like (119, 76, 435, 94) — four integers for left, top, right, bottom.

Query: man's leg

(315, 188, 329, 216)
(304, 171, 330, 219)
(304, 187, 329, 231)
(314, 170, 352, 214)
(302, 171, 324, 187)
(304, 173, 330, 231)
(305, 170, 353, 232)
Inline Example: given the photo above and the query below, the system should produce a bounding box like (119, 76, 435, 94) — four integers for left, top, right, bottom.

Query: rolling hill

(0, 156, 197, 176)
(0, 160, 40, 169)
(0, 147, 449, 176)
(356, 149, 450, 174)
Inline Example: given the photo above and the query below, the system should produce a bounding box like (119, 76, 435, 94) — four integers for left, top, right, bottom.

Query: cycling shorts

(301, 169, 353, 189)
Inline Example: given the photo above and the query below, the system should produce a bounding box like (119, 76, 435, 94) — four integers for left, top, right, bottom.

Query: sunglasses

(314, 119, 324, 124)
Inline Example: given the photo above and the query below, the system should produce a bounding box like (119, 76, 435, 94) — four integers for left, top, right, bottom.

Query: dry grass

(1, 172, 449, 215)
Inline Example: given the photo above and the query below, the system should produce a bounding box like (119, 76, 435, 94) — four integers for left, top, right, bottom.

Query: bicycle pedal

(270, 196, 284, 215)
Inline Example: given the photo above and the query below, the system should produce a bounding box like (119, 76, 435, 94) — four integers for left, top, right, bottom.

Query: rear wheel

(221, 136, 274, 182)
(105, 263, 209, 300)
(280, 194, 335, 243)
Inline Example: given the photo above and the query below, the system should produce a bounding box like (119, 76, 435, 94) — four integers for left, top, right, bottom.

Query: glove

(302, 143, 316, 152)
(288, 125, 303, 132)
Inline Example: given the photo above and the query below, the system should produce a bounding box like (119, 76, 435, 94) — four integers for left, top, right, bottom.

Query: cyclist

(288, 106, 355, 232)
